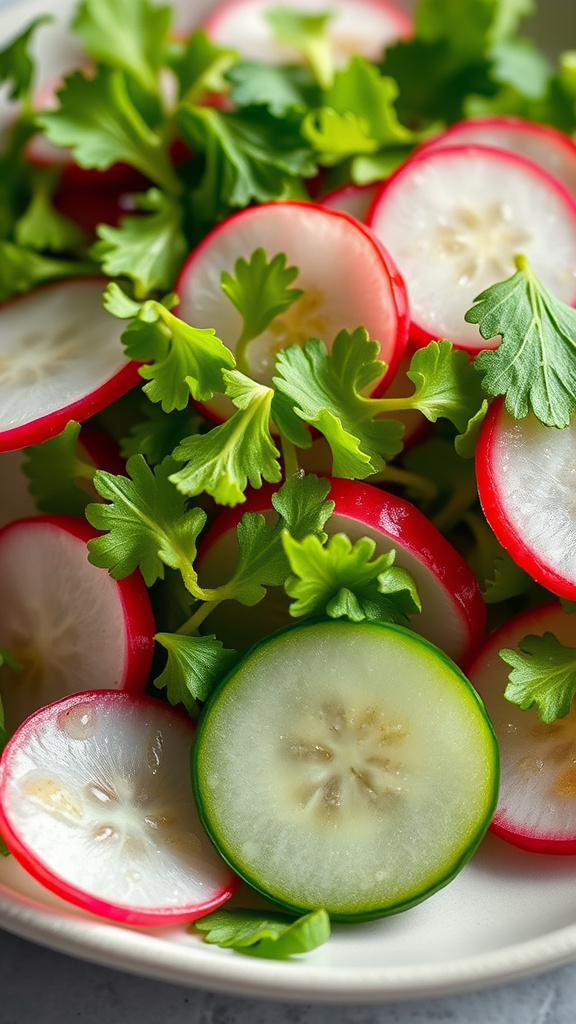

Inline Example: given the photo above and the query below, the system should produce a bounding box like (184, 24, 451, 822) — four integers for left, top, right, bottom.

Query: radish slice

(0, 516, 155, 733)
(0, 690, 238, 925)
(367, 145, 576, 351)
(0, 279, 141, 454)
(468, 602, 576, 854)
(197, 479, 486, 666)
(175, 201, 409, 421)
(320, 182, 381, 223)
(194, 618, 498, 920)
(203, 0, 412, 67)
(418, 117, 576, 198)
(476, 399, 576, 602)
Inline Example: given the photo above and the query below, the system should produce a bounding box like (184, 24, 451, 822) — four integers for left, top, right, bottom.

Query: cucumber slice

(194, 619, 498, 921)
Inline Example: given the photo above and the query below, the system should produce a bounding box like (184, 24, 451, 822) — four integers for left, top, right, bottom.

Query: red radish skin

(320, 182, 381, 223)
(416, 116, 576, 198)
(203, 0, 412, 66)
(0, 691, 239, 925)
(0, 515, 155, 733)
(175, 201, 410, 423)
(0, 279, 141, 454)
(476, 398, 576, 602)
(367, 145, 576, 351)
(468, 602, 576, 854)
(197, 479, 486, 666)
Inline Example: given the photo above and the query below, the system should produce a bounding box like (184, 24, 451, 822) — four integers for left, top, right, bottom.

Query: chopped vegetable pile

(0, 0, 575, 959)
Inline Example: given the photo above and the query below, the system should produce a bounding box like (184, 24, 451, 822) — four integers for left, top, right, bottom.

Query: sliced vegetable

(368, 145, 576, 350)
(476, 398, 576, 601)
(468, 602, 576, 853)
(320, 181, 380, 222)
(0, 279, 141, 453)
(175, 201, 409, 420)
(0, 690, 238, 924)
(0, 515, 154, 732)
(194, 618, 498, 920)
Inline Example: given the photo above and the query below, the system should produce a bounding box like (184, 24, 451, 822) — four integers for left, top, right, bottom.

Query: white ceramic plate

(2, 0, 576, 1005)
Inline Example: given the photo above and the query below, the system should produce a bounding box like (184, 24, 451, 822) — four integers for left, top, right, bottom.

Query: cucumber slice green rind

(193, 619, 499, 922)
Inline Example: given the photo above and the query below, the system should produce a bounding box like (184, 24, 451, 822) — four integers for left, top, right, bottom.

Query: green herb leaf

(501, 632, 576, 723)
(194, 907, 330, 958)
(72, 0, 172, 97)
(170, 371, 281, 506)
(468, 255, 576, 427)
(86, 455, 206, 592)
(92, 188, 187, 298)
(37, 68, 181, 195)
(274, 329, 404, 478)
(22, 420, 95, 516)
(14, 168, 87, 254)
(302, 108, 378, 165)
(227, 61, 319, 116)
(266, 7, 335, 88)
(153, 632, 237, 715)
(283, 532, 421, 624)
(406, 339, 487, 433)
(120, 402, 200, 466)
(221, 248, 303, 372)
(169, 29, 237, 105)
(0, 16, 50, 103)
(0, 240, 95, 302)
(489, 37, 551, 99)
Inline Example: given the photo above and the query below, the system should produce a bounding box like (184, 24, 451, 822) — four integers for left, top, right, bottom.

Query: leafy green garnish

(227, 61, 318, 116)
(153, 632, 237, 716)
(120, 402, 200, 466)
(194, 907, 330, 959)
(501, 632, 576, 722)
(169, 29, 237, 105)
(266, 7, 335, 89)
(467, 255, 576, 427)
(14, 168, 87, 254)
(0, 16, 51, 105)
(220, 248, 303, 374)
(283, 532, 421, 624)
(22, 421, 95, 516)
(0, 240, 95, 302)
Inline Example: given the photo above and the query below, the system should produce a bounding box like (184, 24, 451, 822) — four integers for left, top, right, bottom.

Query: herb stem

(177, 599, 223, 635)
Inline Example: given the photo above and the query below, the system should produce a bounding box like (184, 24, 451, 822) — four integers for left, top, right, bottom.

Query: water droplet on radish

(57, 703, 97, 740)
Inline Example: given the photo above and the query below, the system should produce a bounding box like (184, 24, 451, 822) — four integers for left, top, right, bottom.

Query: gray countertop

(2, 0, 576, 1019)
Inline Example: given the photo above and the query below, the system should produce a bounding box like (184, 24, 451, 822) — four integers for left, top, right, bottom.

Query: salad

(0, 0, 575, 962)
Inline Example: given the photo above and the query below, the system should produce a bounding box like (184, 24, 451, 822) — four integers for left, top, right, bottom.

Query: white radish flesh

(0, 691, 238, 924)
(368, 145, 576, 350)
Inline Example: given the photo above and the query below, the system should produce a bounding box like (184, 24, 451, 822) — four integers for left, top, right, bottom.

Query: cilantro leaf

(14, 168, 87, 254)
(404, 339, 487, 433)
(86, 455, 207, 593)
(273, 329, 404, 478)
(283, 532, 421, 624)
(22, 420, 95, 516)
(169, 29, 237, 105)
(501, 632, 576, 723)
(120, 402, 200, 466)
(92, 189, 187, 298)
(194, 907, 330, 959)
(72, 0, 172, 97)
(227, 61, 319, 116)
(177, 103, 317, 209)
(0, 240, 95, 301)
(153, 632, 237, 716)
(37, 68, 181, 195)
(104, 282, 235, 409)
(170, 372, 281, 506)
(0, 16, 50, 104)
(266, 7, 335, 89)
(467, 255, 576, 427)
(220, 248, 303, 373)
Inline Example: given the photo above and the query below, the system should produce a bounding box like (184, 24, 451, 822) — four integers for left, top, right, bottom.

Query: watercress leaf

(283, 532, 420, 624)
(92, 189, 187, 298)
(153, 632, 238, 715)
(265, 7, 335, 89)
(169, 29, 237, 105)
(120, 402, 201, 466)
(14, 168, 87, 254)
(72, 0, 172, 97)
(227, 61, 319, 115)
(177, 103, 317, 208)
(37, 68, 181, 195)
(468, 255, 576, 428)
(0, 15, 50, 103)
(407, 339, 487, 432)
(170, 372, 281, 505)
(274, 329, 404, 478)
(194, 907, 330, 959)
(501, 632, 576, 723)
(86, 454, 206, 589)
(22, 420, 94, 516)
(221, 248, 303, 367)
(0, 240, 95, 301)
